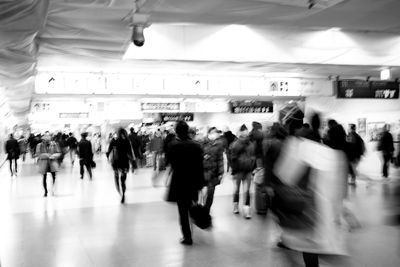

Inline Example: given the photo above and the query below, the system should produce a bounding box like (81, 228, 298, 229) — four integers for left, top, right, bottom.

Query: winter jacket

(378, 131, 394, 154)
(36, 141, 61, 174)
(202, 138, 224, 186)
(230, 137, 256, 174)
(107, 138, 133, 170)
(5, 138, 20, 160)
(166, 138, 205, 202)
(78, 139, 94, 162)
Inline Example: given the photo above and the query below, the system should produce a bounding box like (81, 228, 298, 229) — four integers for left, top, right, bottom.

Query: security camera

(131, 25, 145, 47)
(308, 0, 315, 9)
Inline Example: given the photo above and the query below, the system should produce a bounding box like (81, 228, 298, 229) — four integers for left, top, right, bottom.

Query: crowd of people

(2, 116, 400, 267)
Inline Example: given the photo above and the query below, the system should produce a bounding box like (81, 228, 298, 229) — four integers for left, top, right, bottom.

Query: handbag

(189, 203, 212, 230)
(90, 160, 96, 168)
(253, 167, 265, 185)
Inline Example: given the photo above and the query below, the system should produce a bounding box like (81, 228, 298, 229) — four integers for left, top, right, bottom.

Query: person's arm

(217, 144, 224, 177)
(106, 139, 114, 158)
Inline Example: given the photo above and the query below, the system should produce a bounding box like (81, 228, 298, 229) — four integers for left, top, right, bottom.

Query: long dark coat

(107, 138, 133, 170)
(166, 138, 205, 202)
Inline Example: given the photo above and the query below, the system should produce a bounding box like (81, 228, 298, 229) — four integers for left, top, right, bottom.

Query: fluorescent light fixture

(380, 68, 391, 80)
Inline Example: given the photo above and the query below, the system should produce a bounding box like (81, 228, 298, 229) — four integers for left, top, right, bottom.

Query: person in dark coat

(128, 128, 143, 166)
(378, 124, 394, 178)
(249, 121, 264, 167)
(67, 133, 78, 165)
(5, 134, 20, 177)
(78, 132, 94, 180)
(223, 130, 237, 173)
(201, 127, 224, 213)
(346, 124, 365, 185)
(230, 124, 256, 219)
(106, 128, 133, 204)
(166, 121, 205, 245)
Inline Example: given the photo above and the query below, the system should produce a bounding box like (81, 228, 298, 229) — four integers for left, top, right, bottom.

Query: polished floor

(0, 151, 399, 267)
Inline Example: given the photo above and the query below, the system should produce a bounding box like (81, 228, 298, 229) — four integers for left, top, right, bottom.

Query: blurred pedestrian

(377, 124, 394, 179)
(223, 129, 237, 173)
(36, 132, 61, 197)
(78, 132, 93, 180)
(106, 128, 133, 204)
(18, 135, 27, 162)
(150, 130, 163, 171)
(273, 113, 348, 267)
(5, 134, 20, 177)
(67, 132, 78, 166)
(165, 121, 205, 245)
(129, 128, 143, 168)
(202, 127, 224, 213)
(346, 124, 365, 185)
(230, 124, 256, 219)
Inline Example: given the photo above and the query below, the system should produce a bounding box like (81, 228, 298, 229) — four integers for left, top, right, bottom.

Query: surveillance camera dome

(131, 25, 145, 47)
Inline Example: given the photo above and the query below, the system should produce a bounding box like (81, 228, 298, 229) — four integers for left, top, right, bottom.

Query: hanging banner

(160, 113, 194, 122)
(336, 80, 399, 99)
(229, 101, 273, 113)
(141, 103, 180, 111)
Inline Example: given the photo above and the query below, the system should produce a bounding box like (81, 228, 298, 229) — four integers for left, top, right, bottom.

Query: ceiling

(1, 0, 400, 120)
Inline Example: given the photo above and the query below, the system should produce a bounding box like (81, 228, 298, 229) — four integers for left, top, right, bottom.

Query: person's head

(69, 132, 73, 137)
(130, 127, 134, 133)
(311, 113, 321, 131)
(238, 124, 249, 138)
(349, 124, 356, 132)
(155, 129, 161, 137)
(252, 121, 262, 131)
(43, 131, 51, 143)
(175, 120, 189, 140)
(207, 127, 219, 141)
(327, 119, 338, 129)
(270, 123, 288, 140)
(9, 133, 13, 139)
(327, 124, 347, 151)
(383, 124, 390, 132)
(118, 128, 128, 140)
(81, 132, 88, 139)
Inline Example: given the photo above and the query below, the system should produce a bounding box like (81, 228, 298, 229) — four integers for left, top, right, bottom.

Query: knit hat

(239, 124, 248, 132)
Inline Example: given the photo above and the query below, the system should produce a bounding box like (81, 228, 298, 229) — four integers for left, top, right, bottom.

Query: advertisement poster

(367, 122, 385, 142)
(357, 118, 366, 138)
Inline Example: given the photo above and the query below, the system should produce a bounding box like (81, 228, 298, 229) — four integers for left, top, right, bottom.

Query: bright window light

(380, 68, 391, 80)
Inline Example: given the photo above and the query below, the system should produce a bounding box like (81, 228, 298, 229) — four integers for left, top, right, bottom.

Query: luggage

(190, 203, 212, 230)
(254, 184, 269, 215)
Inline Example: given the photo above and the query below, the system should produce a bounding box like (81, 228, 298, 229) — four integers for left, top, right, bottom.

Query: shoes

(180, 238, 193, 245)
(244, 205, 252, 219)
(44, 192, 48, 197)
(121, 195, 125, 204)
(233, 202, 239, 214)
(80, 176, 83, 180)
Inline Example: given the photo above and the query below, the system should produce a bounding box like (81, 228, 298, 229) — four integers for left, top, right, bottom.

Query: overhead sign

(336, 80, 399, 99)
(59, 113, 89, 119)
(160, 113, 194, 122)
(230, 101, 273, 113)
(141, 103, 180, 111)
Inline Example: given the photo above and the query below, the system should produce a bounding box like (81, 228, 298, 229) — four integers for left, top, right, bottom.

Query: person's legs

(50, 172, 56, 195)
(14, 158, 18, 174)
(302, 252, 319, 267)
(70, 148, 75, 165)
(242, 172, 252, 219)
(43, 173, 48, 197)
(79, 159, 85, 179)
(153, 152, 157, 171)
(114, 168, 121, 194)
(204, 185, 216, 213)
(86, 161, 93, 180)
(383, 153, 390, 178)
(177, 199, 192, 243)
(233, 173, 242, 213)
(120, 169, 127, 203)
(9, 159, 13, 176)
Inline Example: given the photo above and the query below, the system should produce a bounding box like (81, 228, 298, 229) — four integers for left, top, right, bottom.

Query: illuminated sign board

(336, 80, 399, 99)
(229, 101, 273, 113)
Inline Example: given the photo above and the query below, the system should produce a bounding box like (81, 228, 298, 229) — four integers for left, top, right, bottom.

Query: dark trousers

(382, 153, 392, 178)
(8, 158, 17, 175)
(43, 172, 56, 194)
(177, 199, 192, 240)
(233, 172, 252, 206)
(303, 252, 319, 267)
(114, 168, 127, 196)
(204, 185, 216, 212)
(80, 159, 92, 179)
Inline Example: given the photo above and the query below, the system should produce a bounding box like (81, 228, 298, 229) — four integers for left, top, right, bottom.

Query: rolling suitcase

(254, 184, 269, 215)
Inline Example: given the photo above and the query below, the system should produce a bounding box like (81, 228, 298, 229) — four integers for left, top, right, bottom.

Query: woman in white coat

(273, 115, 348, 267)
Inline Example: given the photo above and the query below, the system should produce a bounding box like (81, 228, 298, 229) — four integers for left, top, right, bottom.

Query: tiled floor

(0, 153, 399, 267)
